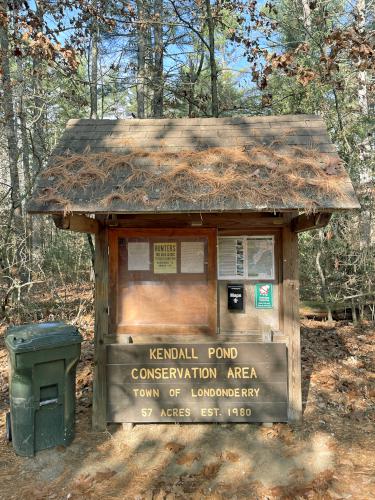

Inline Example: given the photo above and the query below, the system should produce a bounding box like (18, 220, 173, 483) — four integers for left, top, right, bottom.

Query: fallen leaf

(94, 468, 117, 482)
(165, 442, 185, 454)
(72, 474, 94, 493)
(176, 452, 201, 466)
(200, 462, 221, 479)
(221, 450, 240, 463)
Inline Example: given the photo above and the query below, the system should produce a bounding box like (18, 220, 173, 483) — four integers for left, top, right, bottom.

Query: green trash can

(5, 322, 82, 457)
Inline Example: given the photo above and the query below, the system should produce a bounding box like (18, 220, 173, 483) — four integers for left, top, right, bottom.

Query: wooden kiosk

(28, 115, 359, 429)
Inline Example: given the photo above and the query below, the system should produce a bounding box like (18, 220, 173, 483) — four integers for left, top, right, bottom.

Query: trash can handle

(39, 398, 58, 406)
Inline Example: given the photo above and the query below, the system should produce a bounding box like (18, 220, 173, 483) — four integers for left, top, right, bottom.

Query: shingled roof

(27, 115, 360, 214)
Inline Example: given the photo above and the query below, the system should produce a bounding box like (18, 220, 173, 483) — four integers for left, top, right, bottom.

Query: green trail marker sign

(255, 283, 273, 309)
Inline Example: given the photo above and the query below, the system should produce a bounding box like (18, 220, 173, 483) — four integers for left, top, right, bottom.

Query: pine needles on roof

(35, 143, 350, 213)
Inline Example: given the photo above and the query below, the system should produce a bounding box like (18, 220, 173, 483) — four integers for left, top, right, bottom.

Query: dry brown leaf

(94, 468, 117, 482)
(165, 442, 185, 454)
(72, 473, 95, 493)
(176, 452, 201, 465)
(221, 450, 240, 463)
(200, 462, 221, 480)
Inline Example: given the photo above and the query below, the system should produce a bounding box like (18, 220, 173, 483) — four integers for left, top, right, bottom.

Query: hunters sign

(106, 343, 288, 423)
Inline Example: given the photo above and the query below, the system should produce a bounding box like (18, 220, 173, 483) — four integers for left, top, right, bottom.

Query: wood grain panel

(66, 114, 322, 127)
(67, 127, 327, 140)
(118, 282, 209, 327)
(82, 135, 331, 147)
(218, 282, 280, 334)
(64, 135, 333, 149)
(105, 333, 264, 344)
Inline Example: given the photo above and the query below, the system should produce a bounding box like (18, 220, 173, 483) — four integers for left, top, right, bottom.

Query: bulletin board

(109, 228, 217, 335)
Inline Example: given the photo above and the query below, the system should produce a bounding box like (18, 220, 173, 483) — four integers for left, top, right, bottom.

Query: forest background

(0, 0, 374, 323)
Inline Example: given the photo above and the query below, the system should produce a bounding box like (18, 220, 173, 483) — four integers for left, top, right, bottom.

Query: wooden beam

(104, 333, 265, 344)
(112, 212, 287, 229)
(291, 212, 332, 233)
(92, 227, 109, 431)
(52, 214, 99, 234)
(282, 225, 302, 423)
(107, 214, 119, 227)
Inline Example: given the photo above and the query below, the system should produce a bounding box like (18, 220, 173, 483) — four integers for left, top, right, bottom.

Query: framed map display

(218, 236, 275, 280)
(247, 237, 275, 280)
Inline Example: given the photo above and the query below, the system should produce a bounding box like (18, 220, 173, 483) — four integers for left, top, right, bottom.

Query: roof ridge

(66, 114, 324, 127)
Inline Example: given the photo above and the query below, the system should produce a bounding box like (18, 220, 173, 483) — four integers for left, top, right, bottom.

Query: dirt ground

(0, 291, 374, 499)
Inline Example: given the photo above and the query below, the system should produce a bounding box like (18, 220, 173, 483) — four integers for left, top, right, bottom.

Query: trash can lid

(5, 322, 82, 353)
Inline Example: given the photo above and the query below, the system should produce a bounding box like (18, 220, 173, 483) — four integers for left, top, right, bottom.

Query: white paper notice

(181, 242, 205, 273)
(128, 242, 150, 271)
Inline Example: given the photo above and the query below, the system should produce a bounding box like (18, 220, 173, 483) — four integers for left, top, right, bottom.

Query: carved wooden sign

(106, 343, 288, 423)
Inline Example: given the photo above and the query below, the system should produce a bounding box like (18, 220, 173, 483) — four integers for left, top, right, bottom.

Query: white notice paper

(128, 242, 150, 271)
(181, 242, 205, 273)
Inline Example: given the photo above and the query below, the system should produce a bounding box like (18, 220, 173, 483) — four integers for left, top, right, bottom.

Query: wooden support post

(121, 335, 134, 430)
(282, 225, 302, 423)
(92, 227, 109, 431)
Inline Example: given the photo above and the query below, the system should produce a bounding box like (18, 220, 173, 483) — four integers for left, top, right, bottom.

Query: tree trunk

(0, 1, 27, 293)
(88, 13, 99, 269)
(0, 2, 21, 217)
(351, 300, 358, 324)
(152, 0, 163, 118)
(204, 0, 219, 117)
(16, 59, 31, 194)
(17, 58, 33, 283)
(32, 67, 45, 175)
(188, 57, 195, 118)
(356, 0, 372, 249)
(86, 234, 95, 281)
(356, 0, 368, 117)
(316, 231, 333, 322)
(31, 0, 45, 176)
(29, 0, 45, 287)
(90, 13, 99, 119)
(100, 57, 105, 118)
(136, 0, 147, 118)
(187, 48, 204, 117)
(301, 0, 312, 34)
